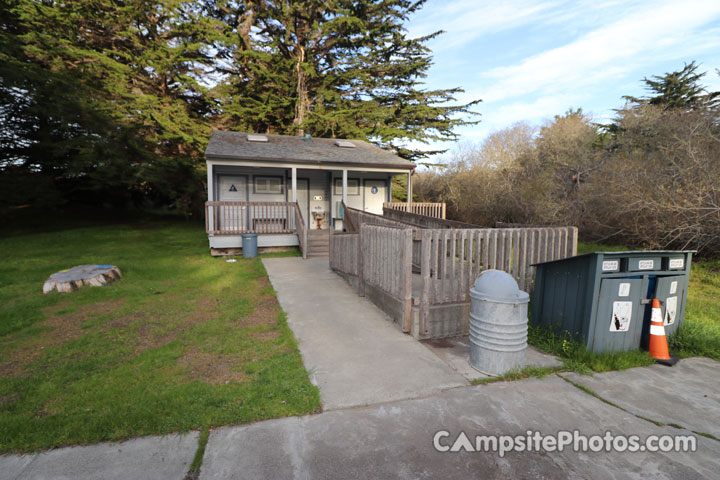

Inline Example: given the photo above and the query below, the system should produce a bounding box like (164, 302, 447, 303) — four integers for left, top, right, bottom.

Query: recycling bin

(531, 251, 693, 353)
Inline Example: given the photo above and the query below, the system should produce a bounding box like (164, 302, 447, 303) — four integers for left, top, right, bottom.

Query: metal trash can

(469, 270, 529, 375)
(241, 234, 258, 258)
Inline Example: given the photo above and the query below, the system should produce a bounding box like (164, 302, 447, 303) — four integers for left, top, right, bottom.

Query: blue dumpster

(242, 234, 258, 258)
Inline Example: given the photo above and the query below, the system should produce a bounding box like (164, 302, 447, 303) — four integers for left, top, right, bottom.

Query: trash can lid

(470, 270, 529, 304)
(241, 233, 258, 238)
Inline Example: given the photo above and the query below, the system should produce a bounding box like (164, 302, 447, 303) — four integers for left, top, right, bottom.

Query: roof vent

(247, 134, 268, 143)
(335, 140, 356, 148)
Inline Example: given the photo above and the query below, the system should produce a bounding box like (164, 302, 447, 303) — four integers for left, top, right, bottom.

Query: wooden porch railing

(205, 201, 297, 234)
(294, 202, 308, 259)
(384, 202, 446, 219)
(205, 201, 309, 257)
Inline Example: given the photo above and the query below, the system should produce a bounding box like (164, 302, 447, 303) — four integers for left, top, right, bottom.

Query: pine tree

(212, 0, 480, 160)
(623, 61, 720, 110)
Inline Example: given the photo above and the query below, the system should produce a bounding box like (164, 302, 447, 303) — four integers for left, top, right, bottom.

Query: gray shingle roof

(205, 131, 415, 169)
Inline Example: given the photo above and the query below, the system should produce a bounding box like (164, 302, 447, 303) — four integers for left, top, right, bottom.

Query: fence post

(403, 228, 413, 333)
(420, 229, 432, 338)
(358, 226, 366, 297)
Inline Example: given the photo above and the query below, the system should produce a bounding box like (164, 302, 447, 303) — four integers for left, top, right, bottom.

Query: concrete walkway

(561, 357, 720, 438)
(3, 359, 719, 479)
(1, 433, 197, 480)
(262, 257, 467, 410)
(200, 371, 720, 480)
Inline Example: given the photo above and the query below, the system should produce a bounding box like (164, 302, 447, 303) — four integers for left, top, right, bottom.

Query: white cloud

(408, 0, 561, 48)
(408, 0, 631, 51)
(406, 0, 720, 158)
(474, 0, 720, 105)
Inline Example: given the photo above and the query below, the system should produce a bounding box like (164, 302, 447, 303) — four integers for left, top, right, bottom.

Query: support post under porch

(407, 171, 413, 204)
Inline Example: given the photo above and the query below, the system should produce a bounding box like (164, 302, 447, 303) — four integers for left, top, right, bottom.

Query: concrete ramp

(263, 257, 467, 410)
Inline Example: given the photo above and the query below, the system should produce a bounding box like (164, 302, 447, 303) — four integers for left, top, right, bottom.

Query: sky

(406, 0, 720, 157)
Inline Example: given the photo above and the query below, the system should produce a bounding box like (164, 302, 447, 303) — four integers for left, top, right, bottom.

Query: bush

(414, 105, 720, 257)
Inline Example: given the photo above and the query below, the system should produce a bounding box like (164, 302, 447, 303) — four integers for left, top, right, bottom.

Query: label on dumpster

(664, 296, 677, 326)
(670, 281, 678, 295)
(602, 260, 619, 271)
(669, 258, 684, 269)
(618, 283, 631, 297)
(610, 301, 632, 332)
(637, 259, 655, 270)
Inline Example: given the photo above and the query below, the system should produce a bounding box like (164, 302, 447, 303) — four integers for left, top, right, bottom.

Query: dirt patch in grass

(0, 392, 19, 407)
(142, 295, 220, 351)
(0, 299, 125, 377)
(240, 297, 281, 327)
(103, 294, 223, 355)
(236, 276, 282, 328)
(177, 348, 249, 384)
(248, 329, 281, 341)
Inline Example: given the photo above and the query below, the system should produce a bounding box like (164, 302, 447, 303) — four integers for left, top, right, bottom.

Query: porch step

(305, 229, 330, 257)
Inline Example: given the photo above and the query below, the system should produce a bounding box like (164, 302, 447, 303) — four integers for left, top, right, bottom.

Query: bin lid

(470, 270, 529, 304)
(531, 250, 695, 267)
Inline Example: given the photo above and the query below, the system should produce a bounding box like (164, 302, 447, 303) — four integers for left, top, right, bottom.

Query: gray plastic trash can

(469, 270, 529, 375)
(242, 234, 258, 258)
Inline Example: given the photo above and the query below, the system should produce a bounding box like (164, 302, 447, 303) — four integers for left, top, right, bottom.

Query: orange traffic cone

(648, 299, 678, 366)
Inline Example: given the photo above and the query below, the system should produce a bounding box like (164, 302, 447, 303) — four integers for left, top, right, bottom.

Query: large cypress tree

(212, 0, 480, 160)
(1, 0, 221, 211)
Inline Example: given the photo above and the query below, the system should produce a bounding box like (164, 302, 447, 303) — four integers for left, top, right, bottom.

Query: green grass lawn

(0, 217, 319, 453)
(527, 242, 720, 373)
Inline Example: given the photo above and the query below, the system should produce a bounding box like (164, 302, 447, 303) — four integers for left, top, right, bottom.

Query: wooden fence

(361, 225, 414, 331)
(333, 204, 578, 338)
(416, 227, 577, 301)
(383, 202, 446, 219)
(329, 232, 359, 276)
(343, 203, 416, 233)
(330, 225, 414, 332)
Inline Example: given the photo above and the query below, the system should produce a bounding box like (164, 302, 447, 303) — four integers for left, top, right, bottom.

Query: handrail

(294, 202, 308, 259)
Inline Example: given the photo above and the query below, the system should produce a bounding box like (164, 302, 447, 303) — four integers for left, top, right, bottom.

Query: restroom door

(217, 175, 247, 231)
(363, 179, 386, 214)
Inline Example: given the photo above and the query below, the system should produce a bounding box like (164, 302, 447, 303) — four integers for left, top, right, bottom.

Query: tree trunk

(293, 44, 308, 136)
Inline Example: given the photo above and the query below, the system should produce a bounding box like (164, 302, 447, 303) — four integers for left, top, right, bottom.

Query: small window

(254, 176, 284, 194)
(247, 134, 268, 143)
(334, 140, 356, 148)
(333, 178, 360, 195)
